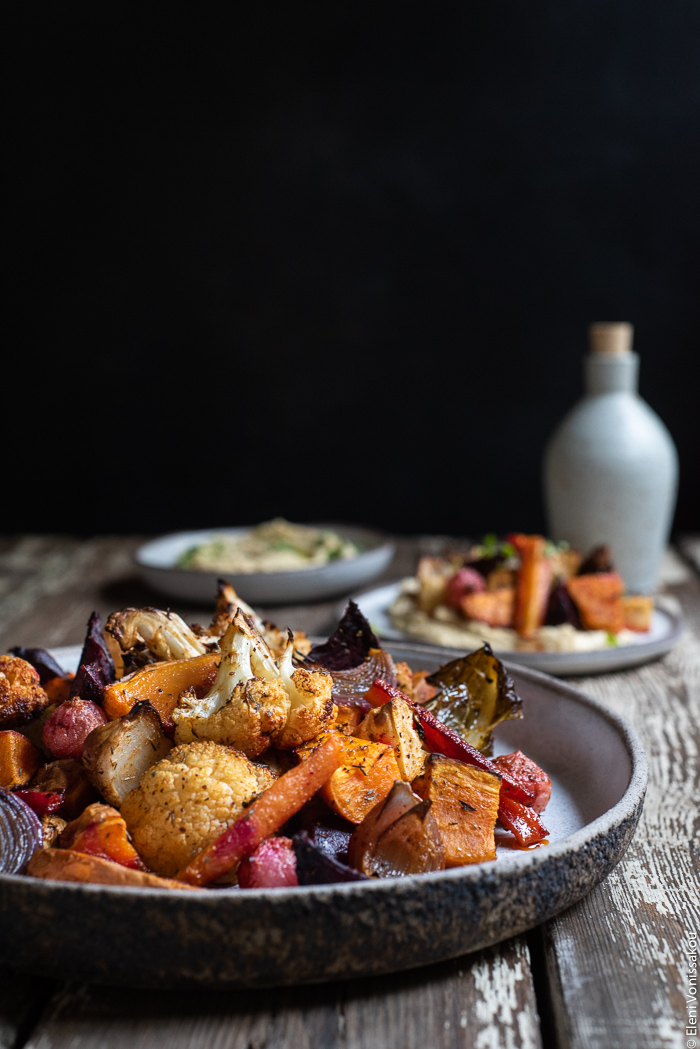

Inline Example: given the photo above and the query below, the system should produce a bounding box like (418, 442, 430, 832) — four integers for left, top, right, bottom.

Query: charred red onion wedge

(328, 649, 397, 705)
(0, 788, 43, 874)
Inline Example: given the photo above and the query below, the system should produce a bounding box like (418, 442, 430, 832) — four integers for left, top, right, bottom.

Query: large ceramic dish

(352, 581, 684, 676)
(0, 642, 646, 989)
(135, 525, 395, 605)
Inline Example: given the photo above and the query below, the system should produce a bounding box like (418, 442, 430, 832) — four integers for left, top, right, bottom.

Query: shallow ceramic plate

(135, 525, 395, 605)
(0, 642, 646, 989)
(350, 581, 684, 676)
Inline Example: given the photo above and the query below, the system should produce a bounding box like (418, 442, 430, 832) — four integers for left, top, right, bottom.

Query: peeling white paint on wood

(544, 547, 700, 1049)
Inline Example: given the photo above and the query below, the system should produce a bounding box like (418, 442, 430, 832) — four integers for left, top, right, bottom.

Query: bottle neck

(584, 352, 639, 394)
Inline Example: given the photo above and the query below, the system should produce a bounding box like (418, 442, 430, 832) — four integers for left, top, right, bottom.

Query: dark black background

(8, 2, 700, 537)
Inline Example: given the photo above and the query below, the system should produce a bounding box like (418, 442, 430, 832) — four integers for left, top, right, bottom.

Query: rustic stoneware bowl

(0, 642, 647, 989)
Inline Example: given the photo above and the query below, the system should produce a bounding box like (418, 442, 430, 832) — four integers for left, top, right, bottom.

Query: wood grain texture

(0, 535, 419, 649)
(541, 547, 700, 1049)
(21, 945, 542, 1049)
(2, 535, 697, 1048)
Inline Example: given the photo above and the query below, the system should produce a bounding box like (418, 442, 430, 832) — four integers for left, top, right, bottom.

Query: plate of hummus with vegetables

(136, 520, 395, 605)
(351, 534, 683, 676)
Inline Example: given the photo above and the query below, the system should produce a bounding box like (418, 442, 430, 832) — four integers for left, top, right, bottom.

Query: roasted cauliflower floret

(105, 607, 210, 675)
(120, 740, 275, 877)
(203, 579, 311, 658)
(172, 610, 333, 756)
(0, 655, 51, 729)
(274, 639, 335, 749)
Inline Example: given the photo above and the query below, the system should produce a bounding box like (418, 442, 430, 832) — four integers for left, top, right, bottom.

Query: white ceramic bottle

(543, 323, 678, 594)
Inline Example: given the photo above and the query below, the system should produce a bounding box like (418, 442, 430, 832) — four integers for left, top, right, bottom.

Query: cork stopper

(589, 322, 634, 356)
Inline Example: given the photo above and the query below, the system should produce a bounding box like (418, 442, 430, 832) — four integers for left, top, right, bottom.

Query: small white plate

(135, 525, 395, 606)
(347, 581, 684, 676)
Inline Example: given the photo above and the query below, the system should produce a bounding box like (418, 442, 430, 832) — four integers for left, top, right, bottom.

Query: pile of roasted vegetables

(403, 534, 654, 641)
(0, 584, 551, 890)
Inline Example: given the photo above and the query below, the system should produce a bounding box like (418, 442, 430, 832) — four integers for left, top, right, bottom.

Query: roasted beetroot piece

(293, 831, 368, 884)
(13, 789, 65, 817)
(578, 545, 615, 576)
(310, 824, 353, 865)
(69, 612, 115, 702)
(70, 662, 107, 705)
(306, 601, 380, 672)
(238, 836, 299, 888)
(42, 699, 108, 759)
(492, 751, 552, 814)
(445, 567, 487, 610)
(8, 648, 66, 686)
(545, 583, 582, 628)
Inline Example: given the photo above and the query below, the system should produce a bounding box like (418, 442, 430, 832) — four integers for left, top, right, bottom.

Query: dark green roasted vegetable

(425, 644, 522, 754)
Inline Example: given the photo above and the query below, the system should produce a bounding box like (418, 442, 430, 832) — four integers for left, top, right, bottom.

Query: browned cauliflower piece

(205, 579, 311, 658)
(105, 607, 211, 676)
(172, 610, 333, 756)
(120, 740, 275, 877)
(0, 655, 51, 729)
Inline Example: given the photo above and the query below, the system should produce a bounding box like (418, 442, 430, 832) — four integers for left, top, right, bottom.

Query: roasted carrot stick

(176, 734, 346, 887)
(508, 534, 552, 640)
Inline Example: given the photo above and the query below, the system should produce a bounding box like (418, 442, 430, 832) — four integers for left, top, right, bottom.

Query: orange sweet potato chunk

(334, 705, 362, 735)
(622, 595, 654, 632)
(27, 848, 195, 889)
(60, 802, 146, 870)
(566, 572, 625, 632)
(0, 730, 42, 789)
(460, 588, 515, 627)
(413, 754, 501, 867)
(298, 731, 400, 824)
(102, 653, 219, 722)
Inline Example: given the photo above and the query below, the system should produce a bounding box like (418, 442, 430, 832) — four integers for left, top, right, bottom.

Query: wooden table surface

(0, 534, 698, 1049)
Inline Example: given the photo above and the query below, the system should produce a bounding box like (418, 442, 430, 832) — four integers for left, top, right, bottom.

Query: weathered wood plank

(342, 941, 542, 1049)
(541, 548, 700, 1049)
(21, 944, 542, 1049)
(0, 535, 417, 650)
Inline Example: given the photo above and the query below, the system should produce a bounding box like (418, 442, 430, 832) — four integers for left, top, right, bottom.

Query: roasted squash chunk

(0, 730, 42, 789)
(102, 653, 219, 723)
(621, 595, 654, 632)
(460, 588, 515, 628)
(355, 696, 428, 782)
(565, 572, 625, 632)
(298, 731, 400, 824)
(413, 754, 501, 867)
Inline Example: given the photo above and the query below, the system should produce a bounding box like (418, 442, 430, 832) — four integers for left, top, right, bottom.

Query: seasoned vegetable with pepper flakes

(4, 589, 551, 891)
